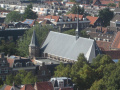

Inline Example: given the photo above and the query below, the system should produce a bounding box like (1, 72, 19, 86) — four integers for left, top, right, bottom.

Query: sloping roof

(66, 2, 76, 4)
(114, 8, 120, 12)
(36, 82, 54, 90)
(29, 30, 39, 47)
(111, 31, 120, 49)
(45, 15, 59, 22)
(93, 0, 101, 5)
(41, 31, 100, 62)
(21, 84, 34, 90)
(41, 20, 53, 25)
(111, 14, 120, 22)
(4, 85, 12, 90)
(65, 14, 83, 21)
(86, 16, 98, 25)
(22, 19, 35, 27)
(101, 1, 114, 5)
(96, 41, 112, 51)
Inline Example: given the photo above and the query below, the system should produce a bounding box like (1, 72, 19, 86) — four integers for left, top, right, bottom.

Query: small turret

(29, 30, 39, 58)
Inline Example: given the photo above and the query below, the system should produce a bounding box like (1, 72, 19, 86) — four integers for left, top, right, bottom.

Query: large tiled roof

(86, 16, 98, 25)
(21, 84, 34, 90)
(101, 1, 114, 5)
(45, 15, 59, 22)
(65, 14, 83, 21)
(36, 82, 54, 90)
(111, 31, 120, 49)
(4, 85, 12, 90)
(96, 41, 112, 51)
(41, 31, 100, 62)
(66, 2, 76, 4)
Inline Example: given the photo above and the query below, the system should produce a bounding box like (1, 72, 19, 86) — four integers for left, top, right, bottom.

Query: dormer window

(26, 62, 33, 66)
(15, 62, 22, 67)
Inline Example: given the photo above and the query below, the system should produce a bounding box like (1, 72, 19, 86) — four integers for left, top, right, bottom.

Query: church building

(40, 15, 101, 63)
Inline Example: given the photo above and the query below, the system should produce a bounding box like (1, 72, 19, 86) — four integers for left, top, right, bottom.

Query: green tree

(23, 4, 38, 19)
(0, 40, 17, 55)
(17, 25, 51, 57)
(5, 74, 14, 85)
(107, 3, 116, 7)
(54, 63, 71, 77)
(5, 70, 37, 85)
(5, 11, 23, 23)
(63, 29, 75, 35)
(99, 8, 113, 27)
(71, 4, 84, 14)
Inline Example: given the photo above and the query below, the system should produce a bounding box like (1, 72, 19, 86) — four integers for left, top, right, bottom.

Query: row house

(7, 56, 36, 76)
(44, 14, 90, 30)
(0, 53, 11, 81)
(65, 2, 76, 7)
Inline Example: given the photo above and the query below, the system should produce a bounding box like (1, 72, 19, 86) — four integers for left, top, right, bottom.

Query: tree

(23, 4, 38, 19)
(54, 63, 71, 77)
(71, 4, 84, 14)
(99, 8, 113, 27)
(17, 25, 52, 57)
(63, 29, 89, 38)
(63, 29, 75, 35)
(5, 70, 37, 85)
(5, 74, 14, 85)
(0, 40, 17, 55)
(5, 11, 23, 23)
(107, 3, 116, 7)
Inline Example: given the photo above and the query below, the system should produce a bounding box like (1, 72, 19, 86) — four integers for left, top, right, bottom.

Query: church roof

(41, 31, 100, 62)
(29, 30, 39, 47)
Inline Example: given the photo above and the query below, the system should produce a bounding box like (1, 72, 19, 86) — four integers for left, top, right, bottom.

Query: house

(22, 19, 35, 27)
(65, 2, 76, 7)
(7, 55, 36, 76)
(0, 53, 11, 81)
(93, 0, 101, 5)
(40, 14, 100, 63)
(114, 8, 120, 14)
(50, 77, 74, 90)
(111, 31, 120, 50)
(44, 14, 90, 30)
(86, 16, 101, 27)
(110, 14, 120, 27)
(34, 82, 54, 90)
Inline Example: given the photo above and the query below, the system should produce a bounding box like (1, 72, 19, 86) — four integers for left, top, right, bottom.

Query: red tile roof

(4, 85, 12, 90)
(66, 2, 76, 4)
(86, 16, 98, 25)
(7, 58, 14, 67)
(36, 82, 54, 90)
(45, 15, 59, 22)
(96, 41, 112, 51)
(111, 31, 120, 49)
(65, 14, 83, 21)
(101, 1, 114, 5)
(21, 84, 34, 90)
